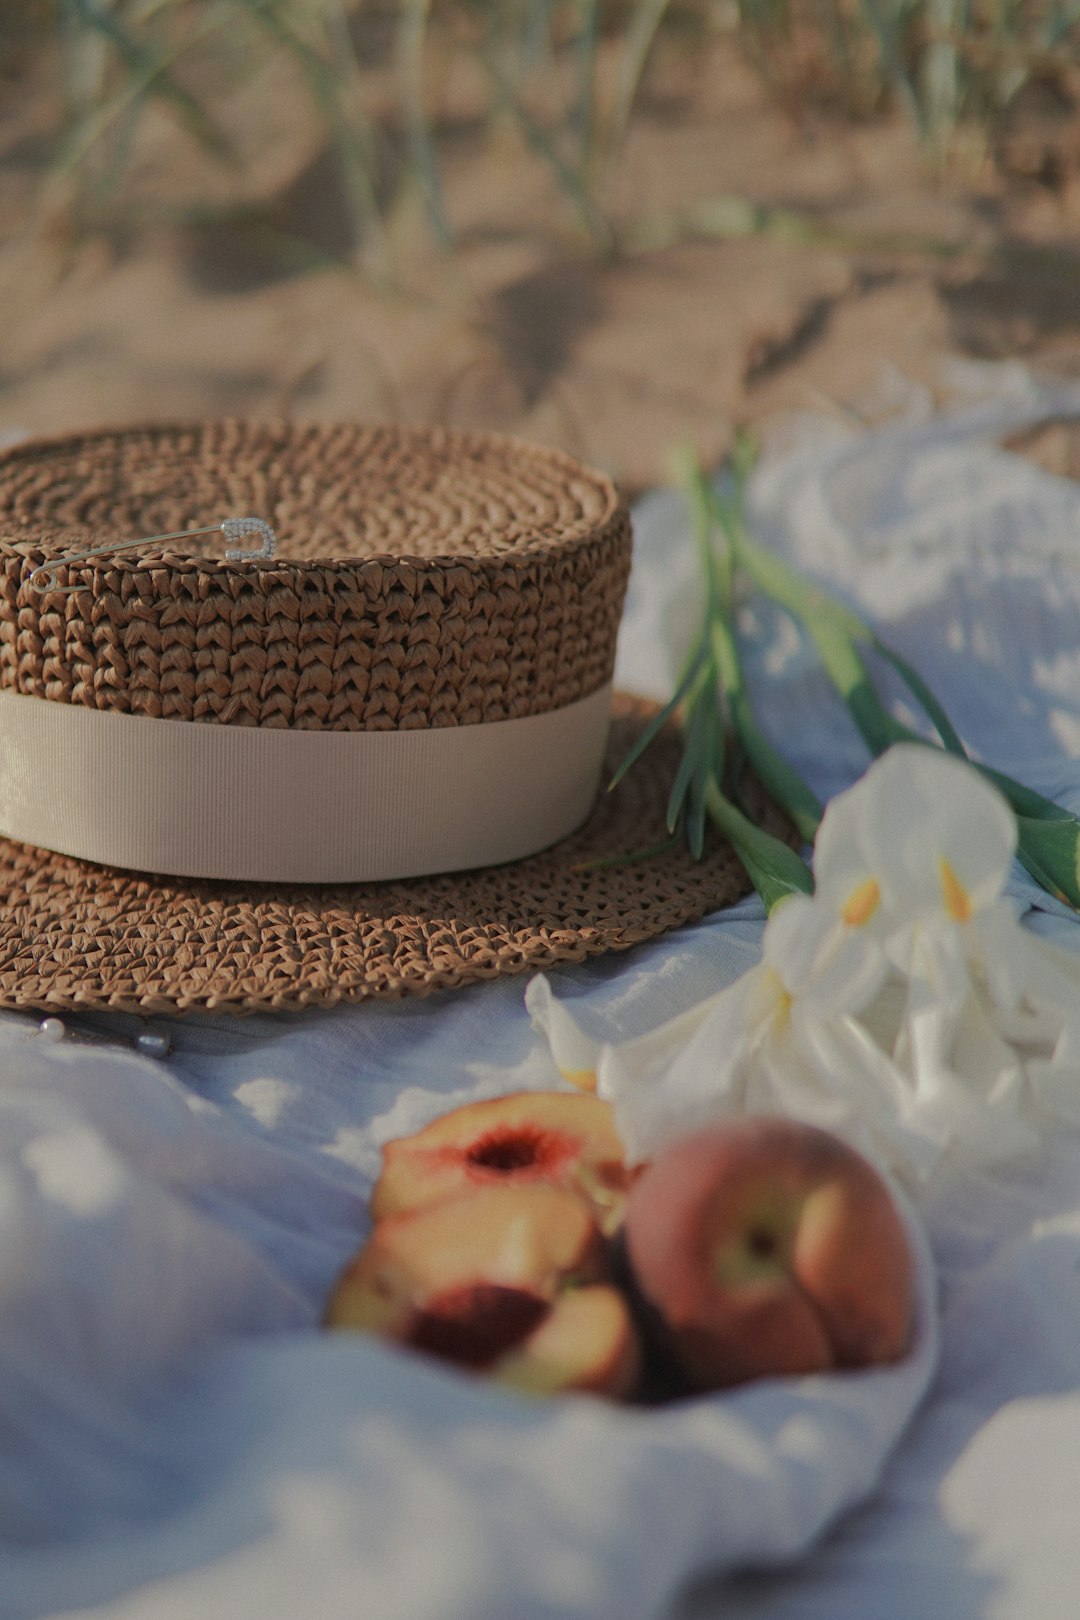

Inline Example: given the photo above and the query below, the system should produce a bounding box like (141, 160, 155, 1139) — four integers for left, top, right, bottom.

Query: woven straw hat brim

(0, 694, 774, 1015)
(0, 423, 781, 1014)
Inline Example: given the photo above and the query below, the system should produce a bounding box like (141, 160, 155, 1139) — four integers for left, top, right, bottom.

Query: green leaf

(727, 685, 822, 843)
(712, 458, 1080, 916)
(711, 485, 968, 757)
(1014, 814, 1080, 910)
(871, 638, 968, 756)
(975, 760, 1080, 825)
(842, 668, 908, 755)
(705, 782, 814, 912)
(687, 698, 722, 859)
(608, 649, 707, 791)
(607, 435, 1080, 922)
(678, 452, 822, 842)
(666, 686, 707, 832)
(858, 730, 1080, 911)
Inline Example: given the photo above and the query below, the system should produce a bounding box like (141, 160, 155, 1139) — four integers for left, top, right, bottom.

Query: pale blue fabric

(6, 362, 1080, 1618)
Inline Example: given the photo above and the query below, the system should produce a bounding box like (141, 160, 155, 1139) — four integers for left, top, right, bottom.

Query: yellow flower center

(938, 855, 973, 922)
(773, 985, 793, 1033)
(558, 1066, 597, 1095)
(842, 876, 881, 927)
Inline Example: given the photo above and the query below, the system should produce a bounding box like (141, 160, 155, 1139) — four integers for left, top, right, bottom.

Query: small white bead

(136, 1032, 171, 1058)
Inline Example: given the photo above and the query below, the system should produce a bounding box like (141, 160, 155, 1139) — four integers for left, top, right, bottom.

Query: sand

(3, 23, 1080, 495)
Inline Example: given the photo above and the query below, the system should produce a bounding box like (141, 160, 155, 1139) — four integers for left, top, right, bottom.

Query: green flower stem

(614, 439, 1080, 915)
(611, 444, 816, 900)
(711, 619, 823, 844)
(710, 458, 1080, 912)
(672, 448, 823, 845)
(688, 694, 721, 859)
(711, 472, 975, 757)
(712, 493, 904, 756)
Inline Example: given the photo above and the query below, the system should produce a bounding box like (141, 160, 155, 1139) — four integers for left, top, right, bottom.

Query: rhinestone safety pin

(24, 516, 277, 596)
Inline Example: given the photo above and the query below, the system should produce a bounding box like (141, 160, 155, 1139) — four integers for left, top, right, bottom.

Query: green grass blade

(858, 0, 927, 137)
(56, 5, 239, 187)
(570, 0, 600, 179)
(475, 39, 610, 249)
(604, 0, 673, 170)
(64, 0, 236, 165)
(397, 0, 453, 247)
(235, 0, 389, 273)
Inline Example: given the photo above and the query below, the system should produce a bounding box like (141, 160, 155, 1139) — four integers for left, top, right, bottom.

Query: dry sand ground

(3, 26, 1080, 495)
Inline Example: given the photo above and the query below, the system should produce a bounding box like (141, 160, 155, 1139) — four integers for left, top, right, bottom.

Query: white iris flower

(531, 745, 1080, 1190)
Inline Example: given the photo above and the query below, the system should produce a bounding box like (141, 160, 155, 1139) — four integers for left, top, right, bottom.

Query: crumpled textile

(0, 991, 936, 1620)
(7, 359, 1080, 1619)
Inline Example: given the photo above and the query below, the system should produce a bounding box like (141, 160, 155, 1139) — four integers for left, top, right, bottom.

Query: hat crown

(0, 422, 631, 731)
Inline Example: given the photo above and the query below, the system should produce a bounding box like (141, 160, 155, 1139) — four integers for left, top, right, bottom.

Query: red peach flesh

(371, 1092, 632, 1232)
(326, 1182, 641, 1397)
(408, 1284, 550, 1368)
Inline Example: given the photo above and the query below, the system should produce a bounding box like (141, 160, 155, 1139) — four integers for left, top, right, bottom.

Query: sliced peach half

(370, 1091, 633, 1234)
(326, 1182, 641, 1399)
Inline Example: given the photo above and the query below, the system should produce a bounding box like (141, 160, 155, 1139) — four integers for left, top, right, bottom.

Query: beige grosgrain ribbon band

(0, 684, 613, 882)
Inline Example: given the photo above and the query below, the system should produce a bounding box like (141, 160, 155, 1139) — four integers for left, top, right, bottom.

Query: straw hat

(0, 422, 765, 1015)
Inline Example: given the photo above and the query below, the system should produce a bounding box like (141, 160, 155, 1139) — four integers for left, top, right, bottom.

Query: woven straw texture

(0, 422, 630, 729)
(0, 694, 768, 1013)
(0, 422, 764, 1013)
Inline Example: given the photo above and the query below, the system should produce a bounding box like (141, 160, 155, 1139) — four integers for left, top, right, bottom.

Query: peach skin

(623, 1116, 915, 1392)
